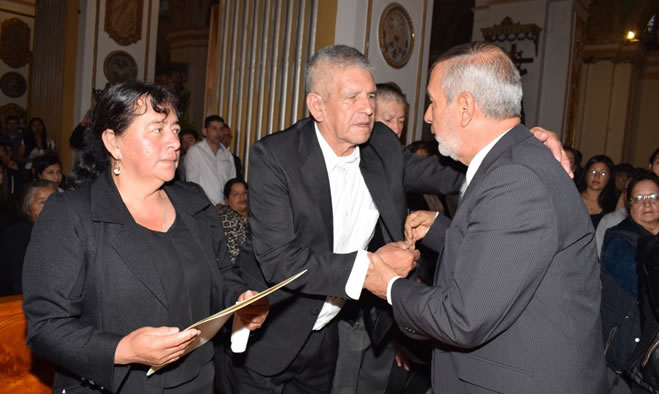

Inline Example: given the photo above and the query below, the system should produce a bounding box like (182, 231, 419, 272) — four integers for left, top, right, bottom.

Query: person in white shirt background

(184, 115, 236, 208)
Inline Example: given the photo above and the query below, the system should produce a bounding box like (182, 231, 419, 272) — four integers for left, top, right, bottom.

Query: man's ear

(306, 93, 325, 122)
(101, 129, 121, 160)
(201, 127, 208, 138)
(457, 92, 475, 128)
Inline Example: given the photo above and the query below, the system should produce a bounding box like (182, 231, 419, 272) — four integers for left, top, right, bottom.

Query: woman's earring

(113, 164, 121, 176)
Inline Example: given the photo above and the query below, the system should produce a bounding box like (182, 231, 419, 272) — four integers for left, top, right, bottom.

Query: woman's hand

(235, 290, 269, 330)
(114, 326, 200, 368)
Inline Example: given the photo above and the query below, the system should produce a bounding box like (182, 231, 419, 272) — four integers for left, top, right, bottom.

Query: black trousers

(221, 320, 339, 394)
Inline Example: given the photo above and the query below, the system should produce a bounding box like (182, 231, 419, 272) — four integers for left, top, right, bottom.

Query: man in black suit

(365, 42, 607, 393)
(222, 45, 464, 393)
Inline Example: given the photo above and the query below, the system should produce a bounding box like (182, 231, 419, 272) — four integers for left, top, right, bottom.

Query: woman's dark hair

(33, 154, 62, 179)
(626, 170, 659, 203)
(223, 178, 248, 199)
(23, 117, 49, 158)
(69, 82, 179, 189)
(577, 154, 617, 214)
(650, 148, 659, 165)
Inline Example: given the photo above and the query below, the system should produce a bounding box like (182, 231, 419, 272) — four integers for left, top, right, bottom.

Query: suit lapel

(459, 124, 531, 206)
(298, 121, 334, 248)
(359, 147, 400, 242)
(165, 183, 222, 273)
(91, 171, 168, 308)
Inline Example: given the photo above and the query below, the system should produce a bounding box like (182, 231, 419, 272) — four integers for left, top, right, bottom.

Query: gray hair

(22, 179, 57, 217)
(376, 83, 408, 106)
(433, 42, 522, 119)
(305, 45, 373, 96)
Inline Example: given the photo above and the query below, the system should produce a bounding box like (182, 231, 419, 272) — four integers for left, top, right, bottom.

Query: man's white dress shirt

(184, 139, 236, 205)
(312, 123, 380, 330)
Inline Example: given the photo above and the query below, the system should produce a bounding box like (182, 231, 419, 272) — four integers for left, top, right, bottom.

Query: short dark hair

(204, 115, 225, 129)
(614, 163, 634, 177)
(649, 148, 659, 165)
(33, 154, 62, 178)
(563, 145, 582, 166)
(179, 129, 199, 141)
(626, 170, 659, 202)
(70, 82, 179, 188)
(223, 178, 248, 199)
(376, 83, 407, 106)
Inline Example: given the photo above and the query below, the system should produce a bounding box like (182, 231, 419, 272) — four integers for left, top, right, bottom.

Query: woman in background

(578, 155, 617, 228)
(22, 82, 267, 393)
(218, 178, 249, 264)
(33, 154, 64, 191)
(23, 117, 55, 172)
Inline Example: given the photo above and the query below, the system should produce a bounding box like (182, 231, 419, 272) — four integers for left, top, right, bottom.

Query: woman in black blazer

(22, 82, 268, 393)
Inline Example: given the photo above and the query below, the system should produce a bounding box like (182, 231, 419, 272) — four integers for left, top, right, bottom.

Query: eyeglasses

(629, 193, 659, 204)
(587, 169, 609, 177)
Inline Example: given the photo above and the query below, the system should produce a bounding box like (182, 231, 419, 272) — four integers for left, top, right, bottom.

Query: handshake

(363, 210, 437, 300)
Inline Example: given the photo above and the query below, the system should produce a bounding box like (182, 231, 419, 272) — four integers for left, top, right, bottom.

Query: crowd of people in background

(1, 42, 658, 393)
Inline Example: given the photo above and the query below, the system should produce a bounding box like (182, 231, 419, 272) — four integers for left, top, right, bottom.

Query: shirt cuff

(387, 276, 402, 305)
(345, 250, 371, 299)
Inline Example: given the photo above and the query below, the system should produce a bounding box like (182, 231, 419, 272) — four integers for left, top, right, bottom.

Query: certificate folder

(147, 269, 307, 376)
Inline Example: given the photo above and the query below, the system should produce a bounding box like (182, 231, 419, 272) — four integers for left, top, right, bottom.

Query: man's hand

(114, 326, 200, 368)
(530, 126, 573, 179)
(363, 252, 400, 299)
(404, 210, 437, 246)
(234, 290, 269, 330)
(374, 241, 419, 277)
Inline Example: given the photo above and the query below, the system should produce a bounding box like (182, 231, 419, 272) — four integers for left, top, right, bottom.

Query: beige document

(147, 269, 307, 376)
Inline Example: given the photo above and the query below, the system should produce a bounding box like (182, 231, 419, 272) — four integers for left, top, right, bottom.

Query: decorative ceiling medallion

(0, 18, 32, 68)
(0, 72, 27, 98)
(105, 0, 144, 46)
(378, 3, 415, 69)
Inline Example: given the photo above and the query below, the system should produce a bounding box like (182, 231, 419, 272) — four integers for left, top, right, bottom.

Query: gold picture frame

(378, 3, 415, 69)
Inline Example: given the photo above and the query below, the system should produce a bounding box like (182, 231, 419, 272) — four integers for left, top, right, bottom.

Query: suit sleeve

(391, 164, 557, 348)
(402, 149, 464, 195)
(247, 142, 355, 298)
(22, 194, 125, 391)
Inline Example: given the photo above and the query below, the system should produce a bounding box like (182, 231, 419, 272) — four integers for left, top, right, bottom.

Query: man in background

(184, 115, 235, 208)
(374, 83, 407, 139)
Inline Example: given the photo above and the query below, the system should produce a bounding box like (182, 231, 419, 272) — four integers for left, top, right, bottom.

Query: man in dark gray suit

(365, 42, 608, 393)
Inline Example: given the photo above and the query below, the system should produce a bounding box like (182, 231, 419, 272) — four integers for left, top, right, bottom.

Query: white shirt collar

(314, 122, 360, 172)
(464, 129, 511, 189)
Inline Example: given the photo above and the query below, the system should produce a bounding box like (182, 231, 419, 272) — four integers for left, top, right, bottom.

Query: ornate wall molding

(104, 0, 143, 46)
(481, 16, 541, 55)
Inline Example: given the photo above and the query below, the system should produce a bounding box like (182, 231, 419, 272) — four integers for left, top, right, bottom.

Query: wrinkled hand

(530, 126, 573, 179)
(404, 210, 437, 246)
(114, 326, 200, 368)
(363, 252, 400, 299)
(375, 241, 419, 278)
(235, 290, 269, 330)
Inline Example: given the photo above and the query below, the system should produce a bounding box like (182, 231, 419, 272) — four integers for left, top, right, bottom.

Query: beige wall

(629, 52, 659, 168)
(335, 0, 434, 145)
(575, 44, 657, 167)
